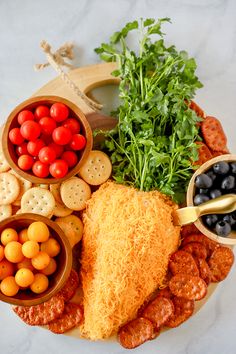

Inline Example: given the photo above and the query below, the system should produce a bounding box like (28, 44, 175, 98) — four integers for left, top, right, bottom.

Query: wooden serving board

(33, 62, 218, 340)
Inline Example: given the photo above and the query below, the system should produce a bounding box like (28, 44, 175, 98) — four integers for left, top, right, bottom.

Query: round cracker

(56, 221, 76, 248)
(33, 183, 49, 190)
(55, 215, 83, 246)
(53, 201, 73, 217)
(50, 183, 63, 203)
(21, 187, 55, 217)
(0, 204, 12, 221)
(60, 177, 91, 211)
(0, 172, 20, 204)
(10, 170, 32, 204)
(79, 150, 112, 185)
(0, 149, 10, 173)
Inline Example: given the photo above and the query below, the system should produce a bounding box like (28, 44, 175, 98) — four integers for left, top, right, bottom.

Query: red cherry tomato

(49, 160, 68, 178)
(34, 105, 50, 121)
(63, 118, 80, 134)
(61, 151, 78, 168)
(20, 121, 41, 141)
(48, 142, 64, 158)
(27, 139, 45, 157)
(17, 110, 35, 125)
(50, 103, 69, 122)
(15, 142, 28, 156)
(52, 127, 72, 145)
(9, 128, 24, 145)
(38, 147, 56, 165)
(18, 155, 34, 171)
(39, 117, 57, 135)
(32, 161, 50, 178)
(70, 134, 86, 150)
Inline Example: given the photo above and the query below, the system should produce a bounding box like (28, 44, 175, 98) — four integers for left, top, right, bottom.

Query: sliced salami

(181, 224, 201, 238)
(208, 246, 234, 282)
(165, 296, 194, 328)
(169, 250, 199, 276)
(169, 274, 207, 301)
(201, 116, 227, 152)
(48, 303, 83, 334)
(182, 242, 207, 260)
(118, 317, 154, 349)
(195, 258, 212, 285)
(58, 269, 79, 302)
(189, 101, 205, 118)
(181, 233, 218, 257)
(157, 287, 173, 299)
(141, 296, 174, 329)
(193, 142, 212, 166)
(13, 295, 64, 326)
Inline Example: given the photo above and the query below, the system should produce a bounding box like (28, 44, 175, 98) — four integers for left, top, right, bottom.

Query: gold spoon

(173, 194, 236, 226)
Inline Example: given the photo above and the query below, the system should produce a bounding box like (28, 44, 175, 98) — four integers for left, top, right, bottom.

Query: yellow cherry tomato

(30, 273, 49, 294)
(40, 238, 60, 257)
(22, 240, 39, 259)
(0, 245, 5, 262)
(4, 241, 24, 263)
(41, 258, 57, 276)
(17, 258, 34, 272)
(1, 228, 18, 246)
(18, 229, 29, 244)
(0, 276, 19, 296)
(27, 222, 49, 243)
(31, 252, 50, 270)
(0, 259, 15, 280)
(15, 268, 35, 287)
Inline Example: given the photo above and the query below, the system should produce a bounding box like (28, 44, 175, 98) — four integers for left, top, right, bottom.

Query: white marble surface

(0, 0, 236, 353)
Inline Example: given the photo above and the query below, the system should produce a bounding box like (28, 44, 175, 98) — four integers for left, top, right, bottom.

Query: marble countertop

(0, 0, 236, 353)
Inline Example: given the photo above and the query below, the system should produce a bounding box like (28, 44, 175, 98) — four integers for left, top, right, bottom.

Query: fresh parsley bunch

(95, 18, 203, 203)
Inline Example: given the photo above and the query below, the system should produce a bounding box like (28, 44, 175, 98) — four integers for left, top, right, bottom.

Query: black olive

(231, 162, 236, 174)
(221, 175, 235, 190)
(213, 161, 230, 175)
(204, 214, 218, 227)
(223, 214, 236, 226)
(199, 188, 209, 195)
(195, 174, 213, 189)
(215, 220, 231, 237)
(194, 194, 210, 206)
(206, 170, 217, 182)
(210, 189, 222, 199)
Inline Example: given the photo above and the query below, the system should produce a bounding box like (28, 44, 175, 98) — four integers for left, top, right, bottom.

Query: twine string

(35, 40, 102, 111)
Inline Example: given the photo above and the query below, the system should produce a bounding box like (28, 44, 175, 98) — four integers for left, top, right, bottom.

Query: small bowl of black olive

(187, 154, 236, 245)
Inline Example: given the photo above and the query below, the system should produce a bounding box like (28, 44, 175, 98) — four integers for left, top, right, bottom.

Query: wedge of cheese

(80, 181, 180, 340)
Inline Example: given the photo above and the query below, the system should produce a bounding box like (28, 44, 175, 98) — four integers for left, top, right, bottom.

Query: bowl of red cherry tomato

(2, 96, 93, 184)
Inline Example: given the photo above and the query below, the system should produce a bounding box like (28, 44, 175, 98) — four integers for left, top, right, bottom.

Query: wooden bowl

(0, 213, 72, 306)
(187, 154, 236, 245)
(2, 96, 93, 184)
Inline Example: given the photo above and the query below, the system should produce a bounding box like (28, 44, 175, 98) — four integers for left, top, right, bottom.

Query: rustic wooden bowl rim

(2, 95, 93, 184)
(0, 213, 72, 306)
(187, 154, 236, 245)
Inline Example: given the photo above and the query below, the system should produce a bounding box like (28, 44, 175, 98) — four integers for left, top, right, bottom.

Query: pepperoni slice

(169, 274, 207, 301)
(13, 295, 64, 326)
(58, 269, 79, 302)
(141, 296, 174, 329)
(195, 258, 212, 285)
(48, 303, 83, 334)
(193, 142, 213, 166)
(169, 250, 199, 276)
(201, 116, 227, 152)
(181, 224, 201, 238)
(165, 296, 194, 328)
(181, 233, 218, 257)
(208, 246, 234, 282)
(189, 101, 205, 118)
(118, 317, 154, 349)
(182, 242, 207, 260)
(157, 287, 173, 299)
